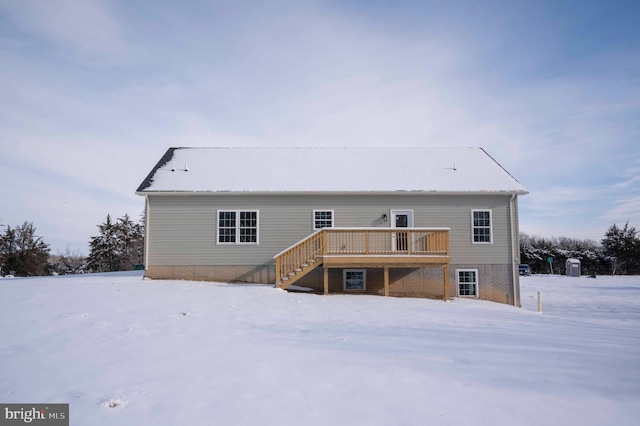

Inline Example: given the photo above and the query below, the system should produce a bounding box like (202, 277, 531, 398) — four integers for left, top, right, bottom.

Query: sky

(0, 0, 639, 254)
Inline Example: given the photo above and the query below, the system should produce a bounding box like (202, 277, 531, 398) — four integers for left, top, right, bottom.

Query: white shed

(566, 259, 581, 277)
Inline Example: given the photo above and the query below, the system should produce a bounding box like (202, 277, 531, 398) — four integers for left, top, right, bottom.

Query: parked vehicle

(519, 264, 531, 276)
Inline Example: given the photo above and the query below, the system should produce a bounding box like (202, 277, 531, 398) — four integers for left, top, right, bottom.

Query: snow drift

(1, 273, 638, 425)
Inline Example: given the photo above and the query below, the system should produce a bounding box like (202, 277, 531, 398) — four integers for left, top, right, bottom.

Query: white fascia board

(137, 189, 529, 196)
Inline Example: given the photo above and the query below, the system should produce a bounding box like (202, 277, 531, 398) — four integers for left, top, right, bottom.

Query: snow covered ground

(1, 273, 638, 426)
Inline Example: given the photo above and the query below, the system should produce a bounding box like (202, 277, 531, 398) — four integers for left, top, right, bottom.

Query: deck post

(322, 229, 328, 255)
(275, 257, 281, 286)
(365, 230, 370, 254)
(443, 264, 450, 301)
(323, 267, 329, 295)
(384, 266, 389, 297)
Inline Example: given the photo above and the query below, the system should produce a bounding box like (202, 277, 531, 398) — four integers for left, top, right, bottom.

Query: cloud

(519, 167, 640, 241)
(611, 163, 640, 191)
(522, 186, 603, 214)
(1, 0, 639, 250)
(0, 156, 142, 253)
(603, 165, 640, 226)
(0, 0, 125, 56)
(519, 183, 620, 241)
(603, 195, 640, 223)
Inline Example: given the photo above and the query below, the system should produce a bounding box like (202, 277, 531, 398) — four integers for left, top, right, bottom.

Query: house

(136, 147, 528, 306)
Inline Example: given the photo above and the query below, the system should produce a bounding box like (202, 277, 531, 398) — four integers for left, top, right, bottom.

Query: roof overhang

(136, 189, 529, 197)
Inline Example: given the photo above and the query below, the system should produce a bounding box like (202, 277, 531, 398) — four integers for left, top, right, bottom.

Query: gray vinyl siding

(513, 196, 522, 264)
(146, 193, 516, 266)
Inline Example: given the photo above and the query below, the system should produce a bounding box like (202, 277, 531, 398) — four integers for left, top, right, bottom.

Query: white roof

(136, 147, 528, 194)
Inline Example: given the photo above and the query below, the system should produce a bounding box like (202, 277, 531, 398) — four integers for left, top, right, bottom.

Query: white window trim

(471, 209, 493, 244)
(312, 209, 335, 230)
(456, 268, 479, 298)
(343, 269, 366, 292)
(390, 209, 414, 228)
(216, 210, 259, 245)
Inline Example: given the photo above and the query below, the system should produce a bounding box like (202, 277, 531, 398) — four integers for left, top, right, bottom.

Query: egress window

(457, 269, 479, 297)
(471, 210, 492, 244)
(217, 211, 258, 244)
(344, 269, 366, 292)
(313, 210, 334, 230)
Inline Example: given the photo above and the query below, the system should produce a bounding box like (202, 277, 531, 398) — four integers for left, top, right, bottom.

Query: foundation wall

(147, 263, 514, 305)
(297, 265, 514, 304)
(146, 264, 275, 284)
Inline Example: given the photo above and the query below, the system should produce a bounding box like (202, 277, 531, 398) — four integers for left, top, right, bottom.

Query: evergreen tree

(87, 214, 144, 272)
(0, 221, 51, 276)
(115, 214, 144, 271)
(601, 222, 640, 275)
(87, 214, 120, 272)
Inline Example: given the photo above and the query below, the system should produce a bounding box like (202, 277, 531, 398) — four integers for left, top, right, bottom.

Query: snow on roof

(136, 147, 528, 194)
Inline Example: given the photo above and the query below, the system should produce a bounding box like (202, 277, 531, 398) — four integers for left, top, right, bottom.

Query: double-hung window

(313, 210, 334, 230)
(457, 269, 479, 297)
(344, 269, 366, 292)
(217, 210, 259, 244)
(471, 209, 492, 244)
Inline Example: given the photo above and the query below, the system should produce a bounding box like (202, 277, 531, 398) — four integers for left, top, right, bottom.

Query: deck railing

(274, 228, 450, 286)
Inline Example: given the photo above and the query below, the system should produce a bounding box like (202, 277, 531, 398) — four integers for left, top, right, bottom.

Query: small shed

(566, 259, 581, 277)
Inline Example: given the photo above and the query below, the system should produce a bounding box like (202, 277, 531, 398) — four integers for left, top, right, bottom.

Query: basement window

(344, 269, 366, 292)
(457, 269, 479, 297)
(313, 210, 334, 230)
(217, 210, 259, 245)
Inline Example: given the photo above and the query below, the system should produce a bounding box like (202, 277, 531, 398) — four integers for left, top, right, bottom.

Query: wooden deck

(274, 228, 450, 298)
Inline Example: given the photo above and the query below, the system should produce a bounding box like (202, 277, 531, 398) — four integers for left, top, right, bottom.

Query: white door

(390, 210, 413, 251)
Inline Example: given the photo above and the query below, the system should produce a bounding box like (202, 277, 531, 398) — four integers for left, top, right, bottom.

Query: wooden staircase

(275, 230, 325, 289)
(274, 228, 450, 290)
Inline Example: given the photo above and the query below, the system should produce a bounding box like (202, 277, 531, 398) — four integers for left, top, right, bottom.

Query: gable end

(136, 147, 178, 192)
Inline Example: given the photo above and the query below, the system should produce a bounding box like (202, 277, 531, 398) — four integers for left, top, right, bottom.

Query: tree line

(0, 214, 143, 277)
(1, 217, 639, 277)
(520, 222, 640, 275)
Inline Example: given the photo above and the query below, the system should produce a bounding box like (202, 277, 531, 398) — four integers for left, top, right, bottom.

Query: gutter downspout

(509, 194, 520, 307)
(144, 194, 150, 277)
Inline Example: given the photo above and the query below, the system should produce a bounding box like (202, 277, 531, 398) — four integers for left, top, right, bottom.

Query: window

(313, 210, 334, 230)
(471, 210, 492, 244)
(457, 269, 479, 297)
(343, 269, 366, 292)
(217, 211, 258, 244)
